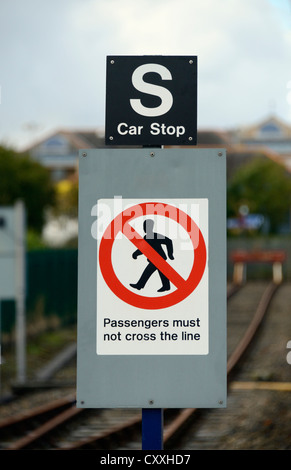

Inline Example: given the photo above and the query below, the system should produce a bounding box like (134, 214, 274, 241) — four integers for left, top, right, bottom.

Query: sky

(1, 0, 291, 150)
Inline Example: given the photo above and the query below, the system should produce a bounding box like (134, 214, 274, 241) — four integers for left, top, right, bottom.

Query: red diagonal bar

(122, 222, 185, 289)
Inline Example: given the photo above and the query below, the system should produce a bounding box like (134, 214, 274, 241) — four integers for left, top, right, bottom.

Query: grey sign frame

(77, 148, 226, 409)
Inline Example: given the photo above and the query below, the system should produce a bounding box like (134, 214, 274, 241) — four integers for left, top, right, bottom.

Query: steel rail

(59, 413, 143, 450)
(7, 405, 81, 450)
(226, 281, 278, 375)
(0, 395, 76, 433)
(163, 281, 279, 444)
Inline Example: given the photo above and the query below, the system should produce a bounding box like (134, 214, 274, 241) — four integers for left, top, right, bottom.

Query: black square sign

(105, 56, 197, 146)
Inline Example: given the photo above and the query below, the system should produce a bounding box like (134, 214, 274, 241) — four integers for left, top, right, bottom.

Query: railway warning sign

(96, 198, 208, 355)
(105, 56, 197, 146)
(77, 147, 226, 409)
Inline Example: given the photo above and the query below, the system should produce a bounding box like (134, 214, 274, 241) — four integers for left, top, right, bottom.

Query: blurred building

(228, 114, 291, 171)
(25, 129, 104, 181)
(197, 115, 291, 178)
(25, 115, 291, 183)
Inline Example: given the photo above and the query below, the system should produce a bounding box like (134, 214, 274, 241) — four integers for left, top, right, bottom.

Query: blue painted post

(142, 408, 163, 450)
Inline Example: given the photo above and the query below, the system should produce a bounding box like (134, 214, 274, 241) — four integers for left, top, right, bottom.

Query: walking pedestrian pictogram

(130, 219, 174, 293)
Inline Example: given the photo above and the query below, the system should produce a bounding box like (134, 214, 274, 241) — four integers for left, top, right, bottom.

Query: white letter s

(130, 64, 173, 117)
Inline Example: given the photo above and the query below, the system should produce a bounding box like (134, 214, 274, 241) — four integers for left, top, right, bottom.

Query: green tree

(227, 156, 291, 233)
(0, 146, 56, 232)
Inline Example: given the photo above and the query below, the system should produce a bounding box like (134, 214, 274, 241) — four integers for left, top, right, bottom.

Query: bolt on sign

(105, 56, 197, 146)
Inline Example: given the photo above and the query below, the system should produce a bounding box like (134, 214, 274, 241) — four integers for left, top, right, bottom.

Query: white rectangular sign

(96, 198, 208, 355)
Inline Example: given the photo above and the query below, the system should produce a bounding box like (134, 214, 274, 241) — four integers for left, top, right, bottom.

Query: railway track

(0, 281, 281, 450)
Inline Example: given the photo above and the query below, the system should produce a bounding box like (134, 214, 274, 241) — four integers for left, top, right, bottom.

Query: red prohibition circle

(98, 202, 207, 310)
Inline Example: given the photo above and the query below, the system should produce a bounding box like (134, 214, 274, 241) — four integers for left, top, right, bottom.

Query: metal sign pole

(142, 408, 163, 450)
(141, 142, 163, 451)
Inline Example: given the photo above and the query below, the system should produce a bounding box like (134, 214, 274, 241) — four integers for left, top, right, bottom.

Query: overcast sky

(1, 0, 291, 150)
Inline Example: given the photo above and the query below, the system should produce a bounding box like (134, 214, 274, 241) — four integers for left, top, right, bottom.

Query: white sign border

(96, 198, 208, 356)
